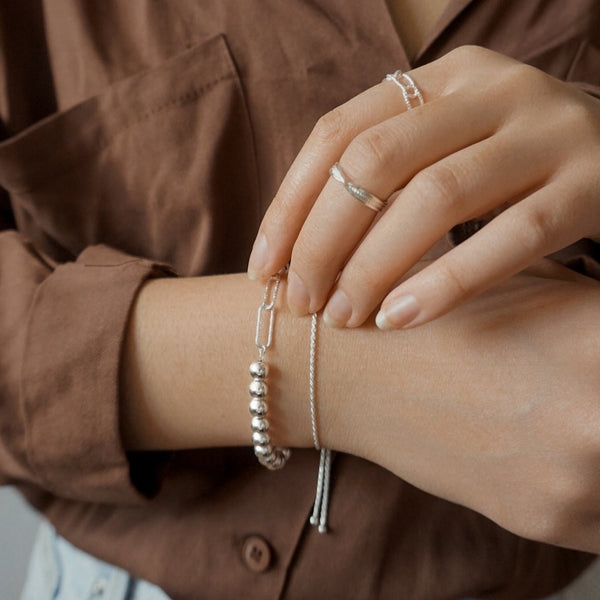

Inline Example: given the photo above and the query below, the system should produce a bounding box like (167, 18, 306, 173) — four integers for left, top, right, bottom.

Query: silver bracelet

(249, 271, 291, 470)
(308, 312, 333, 533)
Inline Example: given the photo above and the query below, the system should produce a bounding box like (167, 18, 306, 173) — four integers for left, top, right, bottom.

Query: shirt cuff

(21, 244, 176, 504)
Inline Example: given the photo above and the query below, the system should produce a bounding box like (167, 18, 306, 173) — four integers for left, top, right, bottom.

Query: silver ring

(384, 70, 424, 110)
(329, 163, 387, 212)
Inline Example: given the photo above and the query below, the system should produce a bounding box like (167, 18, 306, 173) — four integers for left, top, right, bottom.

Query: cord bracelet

(308, 312, 333, 534)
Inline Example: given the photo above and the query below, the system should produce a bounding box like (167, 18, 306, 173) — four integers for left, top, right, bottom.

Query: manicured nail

(376, 295, 420, 330)
(287, 270, 310, 316)
(323, 289, 352, 328)
(247, 234, 268, 280)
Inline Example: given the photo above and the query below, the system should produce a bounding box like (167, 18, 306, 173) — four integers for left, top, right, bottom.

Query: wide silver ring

(329, 163, 387, 213)
(384, 70, 424, 110)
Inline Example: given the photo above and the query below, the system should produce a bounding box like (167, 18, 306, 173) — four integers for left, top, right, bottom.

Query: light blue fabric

(21, 520, 172, 600)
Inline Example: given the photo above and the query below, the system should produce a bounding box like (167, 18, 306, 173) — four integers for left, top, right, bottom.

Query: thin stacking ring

(329, 163, 387, 212)
(384, 70, 424, 110)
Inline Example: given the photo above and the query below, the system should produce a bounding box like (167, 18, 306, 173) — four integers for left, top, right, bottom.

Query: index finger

(247, 72, 432, 280)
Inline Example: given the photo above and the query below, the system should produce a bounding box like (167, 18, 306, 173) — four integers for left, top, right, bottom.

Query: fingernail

(376, 295, 420, 330)
(323, 289, 352, 328)
(248, 234, 268, 280)
(287, 270, 310, 316)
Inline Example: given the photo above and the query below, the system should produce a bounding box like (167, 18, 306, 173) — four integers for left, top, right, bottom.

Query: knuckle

(517, 207, 555, 255)
(344, 126, 395, 178)
(504, 62, 552, 97)
(434, 260, 471, 301)
(345, 259, 384, 296)
(560, 100, 597, 137)
(455, 44, 486, 59)
(411, 164, 465, 215)
(263, 189, 305, 240)
(268, 191, 296, 226)
(433, 45, 491, 92)
(292, 229, 333, 274)
(445, 44, 488, 67)
(313, 108, 347, 146)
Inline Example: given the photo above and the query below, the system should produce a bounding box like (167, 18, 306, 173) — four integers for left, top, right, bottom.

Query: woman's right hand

(322, 259, 600, 553)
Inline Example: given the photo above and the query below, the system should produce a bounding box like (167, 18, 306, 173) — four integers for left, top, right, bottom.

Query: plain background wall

(1, 484, 600, 600)
(0, 487, 40, 600)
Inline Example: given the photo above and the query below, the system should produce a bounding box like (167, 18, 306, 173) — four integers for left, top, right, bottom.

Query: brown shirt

(0, 1, 599, 598)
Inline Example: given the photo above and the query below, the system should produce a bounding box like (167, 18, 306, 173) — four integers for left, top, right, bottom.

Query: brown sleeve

(566, 8, 600, 99)
(0, 205, 176, 504)
(479, 539, 596, 600)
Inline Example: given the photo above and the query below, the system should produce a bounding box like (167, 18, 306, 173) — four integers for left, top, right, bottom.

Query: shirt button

(90, 577, 108, 597)
(242, 535, 272, 573)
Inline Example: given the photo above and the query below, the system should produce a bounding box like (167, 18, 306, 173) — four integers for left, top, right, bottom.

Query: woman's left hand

(247, 46, 600, 329)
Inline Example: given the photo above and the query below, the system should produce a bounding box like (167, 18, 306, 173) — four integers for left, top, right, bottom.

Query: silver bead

(254, 443, 273, 457)
(261, 456, 279, 470)
(252, 431, 270, 446)
(249, 361, 269, 379)
(249, 379, 268, 398)
(249, 399, 268, 416)
(251, 416, 270, 432)
(261, 449, 290, 470)
(260, 452, 278, 466)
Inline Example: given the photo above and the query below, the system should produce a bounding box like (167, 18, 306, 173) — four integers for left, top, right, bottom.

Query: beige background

(0, 485, 599, 599)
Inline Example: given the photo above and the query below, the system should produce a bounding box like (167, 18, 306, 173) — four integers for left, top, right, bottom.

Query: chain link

(255, 274, 281, 357)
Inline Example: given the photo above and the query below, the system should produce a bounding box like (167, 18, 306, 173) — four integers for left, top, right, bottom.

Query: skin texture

(247, 46, 600, 331)
(120, 33, 600, 559)
(121, 261, 600, 553)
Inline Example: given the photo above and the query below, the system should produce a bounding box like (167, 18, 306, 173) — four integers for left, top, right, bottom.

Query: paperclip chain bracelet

(248, 271, 291, 470)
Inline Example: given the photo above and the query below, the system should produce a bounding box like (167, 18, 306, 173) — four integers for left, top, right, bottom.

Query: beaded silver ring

(384, 70, 425, 111)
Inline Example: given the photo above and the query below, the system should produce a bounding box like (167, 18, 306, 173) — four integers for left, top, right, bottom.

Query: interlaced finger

(321, 123, 557, 327)
(377, 177, 589, 329)
(247, 68, 440, 281)
(287, 89, 505, 317)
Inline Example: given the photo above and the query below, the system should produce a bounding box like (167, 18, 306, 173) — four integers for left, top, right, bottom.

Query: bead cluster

(249, 271, 290, 470)
(249, 360, 290, 469)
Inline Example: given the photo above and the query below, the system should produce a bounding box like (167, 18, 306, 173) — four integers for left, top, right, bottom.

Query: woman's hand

(321, 259, 600, 552)
(247, 46, 600, 329)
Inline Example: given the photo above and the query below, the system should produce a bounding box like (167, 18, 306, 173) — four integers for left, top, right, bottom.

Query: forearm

(120, 265, 600, 552)
(121, 263, 600, 460)
(120, 273, 316, 451)
(120, 271, 410, 455)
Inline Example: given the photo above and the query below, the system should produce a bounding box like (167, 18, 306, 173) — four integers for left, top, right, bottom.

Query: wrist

(120, 273, 316, 452)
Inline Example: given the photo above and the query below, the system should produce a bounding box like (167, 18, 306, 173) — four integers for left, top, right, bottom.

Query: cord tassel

(309, 448, 326, 526)
(310, 448, 332, 533)
(318, 448, 332, 533)
(308, 312, 333, 534)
